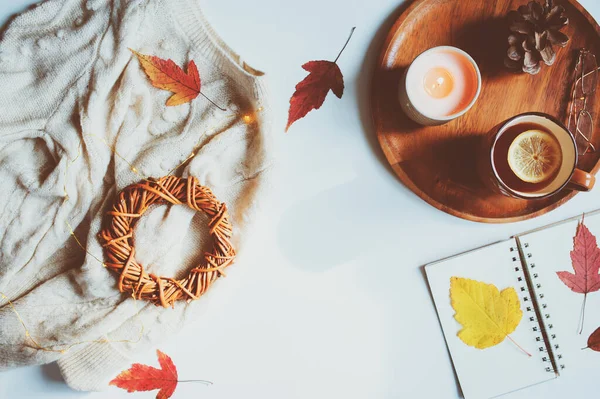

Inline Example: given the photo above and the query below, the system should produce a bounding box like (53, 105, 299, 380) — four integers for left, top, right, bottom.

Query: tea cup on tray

(478, 112, 595, 199)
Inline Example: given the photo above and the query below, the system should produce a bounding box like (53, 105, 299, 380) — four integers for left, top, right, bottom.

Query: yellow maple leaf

(450, 277, 526, 352)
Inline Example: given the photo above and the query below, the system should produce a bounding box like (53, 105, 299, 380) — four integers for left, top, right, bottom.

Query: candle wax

(406, 49, 479, 118)
(424, 67, 454, 99)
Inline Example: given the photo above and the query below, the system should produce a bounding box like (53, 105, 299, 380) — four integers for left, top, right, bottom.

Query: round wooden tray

(371, 0, 600, 223)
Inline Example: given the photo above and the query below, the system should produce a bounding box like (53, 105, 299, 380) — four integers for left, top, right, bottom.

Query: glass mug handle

(568, 168, 596, 191)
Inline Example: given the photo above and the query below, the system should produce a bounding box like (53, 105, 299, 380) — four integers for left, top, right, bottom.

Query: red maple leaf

(556, 218, 600, 333)
(587, 326, 600, 351)
(110, 350, 178, 399)
(286, 27, 355, 132)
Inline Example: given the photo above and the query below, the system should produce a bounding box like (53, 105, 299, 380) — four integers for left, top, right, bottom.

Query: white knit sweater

(0, 0, 273, 391)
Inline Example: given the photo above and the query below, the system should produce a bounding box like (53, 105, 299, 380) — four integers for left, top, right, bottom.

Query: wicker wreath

(99, 176, 235, 308)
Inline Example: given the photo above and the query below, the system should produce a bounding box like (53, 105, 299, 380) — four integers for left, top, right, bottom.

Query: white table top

(1, 1, 599, 398)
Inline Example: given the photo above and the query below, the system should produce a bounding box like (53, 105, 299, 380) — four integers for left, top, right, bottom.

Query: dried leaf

(130, 49, 200, 107)
(588, 327, 600, 351)
(286, 61, 344, 131)
(557, 219, 600, 333)
(286, 27, 355, 132)
(557, 221, 600, 294)
(450, 277, 524, 351)
(110, 350, 178, 399)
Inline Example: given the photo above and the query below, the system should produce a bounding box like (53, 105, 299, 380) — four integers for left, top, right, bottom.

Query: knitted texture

(0, 0, 273, 391)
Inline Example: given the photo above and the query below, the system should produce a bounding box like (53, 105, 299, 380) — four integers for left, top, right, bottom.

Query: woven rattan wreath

(99, 176, 235, 308)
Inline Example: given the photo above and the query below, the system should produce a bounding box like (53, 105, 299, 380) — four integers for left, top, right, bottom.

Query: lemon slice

(507, 130, 562, 184)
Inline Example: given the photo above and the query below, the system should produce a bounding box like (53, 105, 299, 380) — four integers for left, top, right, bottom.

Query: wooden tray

(371, 0, 600, 223)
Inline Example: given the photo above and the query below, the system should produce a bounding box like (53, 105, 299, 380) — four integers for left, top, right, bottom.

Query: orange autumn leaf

(130, 49, 201, 106)
(110, 350, 178, 399)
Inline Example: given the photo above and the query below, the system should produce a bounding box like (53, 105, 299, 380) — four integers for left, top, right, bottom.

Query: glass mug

(478, 112, 595, 199)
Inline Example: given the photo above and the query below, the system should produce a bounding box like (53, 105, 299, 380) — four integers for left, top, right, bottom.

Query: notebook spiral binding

(510, 243, 564, 374)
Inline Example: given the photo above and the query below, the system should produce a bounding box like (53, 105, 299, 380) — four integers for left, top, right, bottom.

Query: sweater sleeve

(0, 0, 109, 298)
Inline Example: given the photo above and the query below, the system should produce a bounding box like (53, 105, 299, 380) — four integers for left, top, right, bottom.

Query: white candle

(399, 46, 481, 125)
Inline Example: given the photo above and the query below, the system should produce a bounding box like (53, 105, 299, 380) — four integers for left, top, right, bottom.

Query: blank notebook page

(426, 239, 553, 399)
(518, 211, 600, 376)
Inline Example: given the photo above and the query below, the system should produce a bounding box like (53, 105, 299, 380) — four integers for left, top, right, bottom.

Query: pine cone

(504, 0, 569, 74)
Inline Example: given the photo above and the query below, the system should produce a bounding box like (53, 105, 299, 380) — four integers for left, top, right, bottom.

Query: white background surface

(0, 0, 599, 398)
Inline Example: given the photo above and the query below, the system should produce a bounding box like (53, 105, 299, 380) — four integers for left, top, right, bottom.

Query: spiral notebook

(425, 210, 600, 399)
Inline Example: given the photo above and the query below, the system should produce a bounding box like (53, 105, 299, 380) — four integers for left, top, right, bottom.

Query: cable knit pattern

(0, 0, 273, 391)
